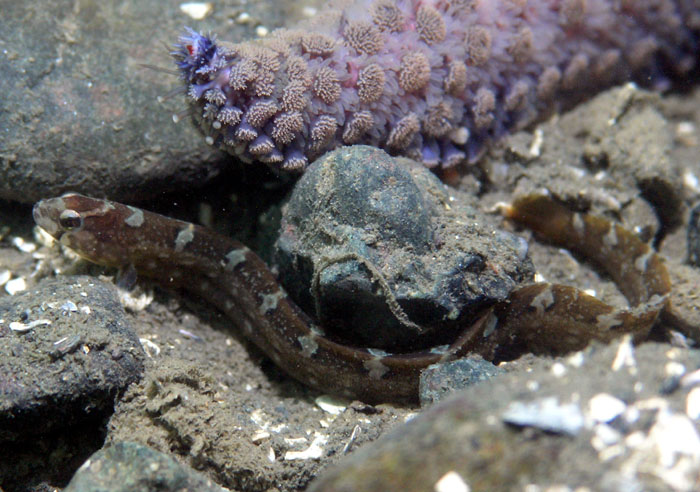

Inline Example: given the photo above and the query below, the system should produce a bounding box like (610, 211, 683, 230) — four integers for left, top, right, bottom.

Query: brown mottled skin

(34, 193, 670, 404)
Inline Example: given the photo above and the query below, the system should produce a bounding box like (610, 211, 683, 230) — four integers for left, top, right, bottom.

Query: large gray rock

(274, 146, 533, 351)
(310, 341, 700, 492)
(0, 276, 144, 490)
(0, 0, 317, 203)
(0, 276, 144, 439)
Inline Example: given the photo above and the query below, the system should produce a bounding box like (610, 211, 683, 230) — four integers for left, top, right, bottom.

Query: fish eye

(59, 209, 83, 231)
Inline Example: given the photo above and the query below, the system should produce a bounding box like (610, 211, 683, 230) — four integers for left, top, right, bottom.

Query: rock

(419, 356, 504, 406)
(0, 275, 144, 438)
(0, 0, 319, 203)
(309, 341, 700, 492)
(274, 146, 534, 351)
(64, 441, 230, 492)
(687, 201, 700, 267)
(0, 276, 144, 489)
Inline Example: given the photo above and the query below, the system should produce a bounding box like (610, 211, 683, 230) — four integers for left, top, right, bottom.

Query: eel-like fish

(33, 192, 670, 403)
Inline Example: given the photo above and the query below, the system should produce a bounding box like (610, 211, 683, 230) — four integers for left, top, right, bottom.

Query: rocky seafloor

(3, 1, 700, 491)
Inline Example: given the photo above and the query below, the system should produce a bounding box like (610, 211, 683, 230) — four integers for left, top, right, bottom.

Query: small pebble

(236, 12, 252, 24)
(665, 361, 686, 378)
(301, 6, 317, 17)
(675, 121, 697, 147)
(64, 442, 228, 492)
(688, 202, 700, 267)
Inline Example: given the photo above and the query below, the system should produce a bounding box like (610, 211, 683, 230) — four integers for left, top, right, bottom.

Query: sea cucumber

(173, 0, 700, 170)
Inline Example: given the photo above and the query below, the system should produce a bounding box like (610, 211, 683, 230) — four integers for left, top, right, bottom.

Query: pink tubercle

(344, 59, 361, 87)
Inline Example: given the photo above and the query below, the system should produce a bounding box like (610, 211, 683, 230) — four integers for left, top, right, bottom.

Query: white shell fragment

(341, 425, 361, 454)
(314, 395, 347, 415)
(236, 12, 252, 24)
(5, 277, 26, 295)
(649, 411, 700, 468)
(686, 387, 700, 420)
(501, 397, 585, 436)
(9, 319, 51, 332)
(681, 368, 700, 388)
(611, 335, 636, 372)
(550, 362, 567, 377)
(179, 2, 213, 20)
(251, 430, 271, 443)
(284, 433, 328, 460)
(434, 471, 470, 492)
(118, 289, 154, 312)
(665, 361, 686, 378)
(12, 236, 36, 253)
(139, 338, 161, 357)
(591, 423, 622, 450)
(587, 393, 627, 424)
(60, 300, 78, 312)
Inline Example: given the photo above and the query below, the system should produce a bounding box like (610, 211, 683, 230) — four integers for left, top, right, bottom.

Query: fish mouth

(32, 199, 62, 238)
